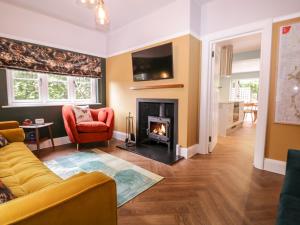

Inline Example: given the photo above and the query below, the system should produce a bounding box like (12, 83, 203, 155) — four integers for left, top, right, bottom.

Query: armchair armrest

(90, 107, 114, 139)
(0, 121, 19, 130)
(62, 105, 80, 143)
(0, 172, 117, 225)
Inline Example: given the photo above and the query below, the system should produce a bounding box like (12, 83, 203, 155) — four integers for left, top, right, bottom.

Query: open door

(208, 44, 221, 152)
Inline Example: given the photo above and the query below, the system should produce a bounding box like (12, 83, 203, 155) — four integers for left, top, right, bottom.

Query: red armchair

(62, 105, 114, 148)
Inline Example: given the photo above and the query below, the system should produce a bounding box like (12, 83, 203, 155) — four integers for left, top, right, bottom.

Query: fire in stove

(152, 123, 166, 136)
(147, 116, 170, 143)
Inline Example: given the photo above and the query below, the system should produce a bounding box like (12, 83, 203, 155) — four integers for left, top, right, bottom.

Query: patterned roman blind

(0, 37, 103, 78)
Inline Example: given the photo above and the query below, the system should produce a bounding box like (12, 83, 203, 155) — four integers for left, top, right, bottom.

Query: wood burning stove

(146, 103, 171, 150)
(147, 116, 171, 143)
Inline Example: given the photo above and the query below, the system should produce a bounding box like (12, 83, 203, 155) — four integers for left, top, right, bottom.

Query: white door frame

(198, 19, 273, 170)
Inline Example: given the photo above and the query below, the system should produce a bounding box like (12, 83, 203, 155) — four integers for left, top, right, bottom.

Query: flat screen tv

(132, 43, 173, 81)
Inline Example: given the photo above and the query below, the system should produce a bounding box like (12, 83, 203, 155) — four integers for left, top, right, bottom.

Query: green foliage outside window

(75, 77, 91, 100)
(238, 79, 259, 101)
(13, 71, 39, 100)
(48, 75, 68, 100)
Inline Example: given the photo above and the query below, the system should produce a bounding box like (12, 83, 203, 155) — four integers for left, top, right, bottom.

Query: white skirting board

(27, 136, 71, 151)
(263, 158, 286, 175)
(113, 131, 199, 159)
(177, 144, 199, 159)
(113, 131, 126, 141)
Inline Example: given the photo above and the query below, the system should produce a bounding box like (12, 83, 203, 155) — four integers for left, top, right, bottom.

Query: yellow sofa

(0, 121, 117, 225)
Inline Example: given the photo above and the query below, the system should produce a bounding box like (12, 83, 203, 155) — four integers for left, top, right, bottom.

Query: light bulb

(96, 4, 107, 25)
(77, 0, 98, 8)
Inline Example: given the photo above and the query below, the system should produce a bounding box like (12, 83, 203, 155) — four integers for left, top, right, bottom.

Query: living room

(0, 0, 300, 225)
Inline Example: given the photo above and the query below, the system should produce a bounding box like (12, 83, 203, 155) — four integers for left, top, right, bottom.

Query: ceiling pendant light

(95, 0, 109, 25)
(77, 0, 98, 9)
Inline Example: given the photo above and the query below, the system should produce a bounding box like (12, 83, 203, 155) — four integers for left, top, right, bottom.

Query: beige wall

(106, 34, 201, 148)
(265, 17, 300, 161)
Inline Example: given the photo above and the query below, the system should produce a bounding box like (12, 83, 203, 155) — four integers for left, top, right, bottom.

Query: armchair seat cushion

(77, 121, 108, 133)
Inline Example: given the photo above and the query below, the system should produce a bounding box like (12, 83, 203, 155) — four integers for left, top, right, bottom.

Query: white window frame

(6, 69, 97, 106)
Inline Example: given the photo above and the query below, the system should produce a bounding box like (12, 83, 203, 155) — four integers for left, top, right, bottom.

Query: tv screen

(132, 43, 173, 81)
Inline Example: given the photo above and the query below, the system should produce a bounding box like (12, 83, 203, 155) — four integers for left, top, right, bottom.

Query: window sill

(1, 103, 103, 109)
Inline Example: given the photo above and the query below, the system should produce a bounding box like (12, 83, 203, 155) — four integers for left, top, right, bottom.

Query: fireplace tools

(125, 112, 135, 146)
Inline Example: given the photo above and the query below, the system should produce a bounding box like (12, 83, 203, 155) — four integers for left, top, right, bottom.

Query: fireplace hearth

(117, 98, 183, 165)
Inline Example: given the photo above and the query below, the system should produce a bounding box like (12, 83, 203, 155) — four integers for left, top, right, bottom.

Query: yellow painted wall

(187, 36, 201, 146)
(106, 34, 201, 148)
(265, 17, 300, 161)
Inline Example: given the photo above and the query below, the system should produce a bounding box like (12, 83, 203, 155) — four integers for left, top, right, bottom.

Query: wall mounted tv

(132, 43, 173, 81)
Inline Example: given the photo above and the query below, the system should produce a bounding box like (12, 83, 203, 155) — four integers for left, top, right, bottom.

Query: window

(48, 75, 69, 101)
(7, 70, 97, 106)
(230, 79, 259, 102)
(12, 71, 41, 102)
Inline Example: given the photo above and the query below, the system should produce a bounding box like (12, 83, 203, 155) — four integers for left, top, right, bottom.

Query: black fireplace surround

(117, 98, 182, 165)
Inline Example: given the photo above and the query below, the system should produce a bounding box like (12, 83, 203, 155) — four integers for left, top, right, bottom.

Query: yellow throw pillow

(0, 128, 25, 142)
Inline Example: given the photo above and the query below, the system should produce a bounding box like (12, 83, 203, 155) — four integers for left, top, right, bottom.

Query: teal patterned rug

(44, 149, 163, 207)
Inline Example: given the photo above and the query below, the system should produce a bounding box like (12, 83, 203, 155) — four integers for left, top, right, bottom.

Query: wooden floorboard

(39, 123, 284, 225)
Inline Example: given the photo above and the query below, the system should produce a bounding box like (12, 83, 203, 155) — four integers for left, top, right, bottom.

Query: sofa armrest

(0, 172, 117, 225)
(0, 121, 19, 130)
(286, 149, 300, 171)
(0, 128, 25, 142)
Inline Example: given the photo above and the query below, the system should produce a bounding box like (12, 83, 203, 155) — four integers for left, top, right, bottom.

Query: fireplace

(117, 98, 182, 165)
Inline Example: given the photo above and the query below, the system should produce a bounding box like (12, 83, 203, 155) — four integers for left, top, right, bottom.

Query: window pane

(13, 71, 38, 79)
(75, 77, 92, 100)
(13, 71, 40, 101)
(48, 74, 68, 100)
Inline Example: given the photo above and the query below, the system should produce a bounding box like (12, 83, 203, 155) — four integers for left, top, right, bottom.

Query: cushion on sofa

(0, 179, 14, 204)
(77, 121, 108, 133)
(98, 110, 108, 122)
(277, 194, 300, 225)
(0, 142, 62, 197)
(0, 135, 8, 148)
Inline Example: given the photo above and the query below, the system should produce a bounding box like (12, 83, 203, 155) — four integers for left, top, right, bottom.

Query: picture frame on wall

(274, 22, 300, 125)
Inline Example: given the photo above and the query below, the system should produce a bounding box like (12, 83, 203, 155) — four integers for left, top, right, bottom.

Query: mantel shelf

(129, 83, 184, 90)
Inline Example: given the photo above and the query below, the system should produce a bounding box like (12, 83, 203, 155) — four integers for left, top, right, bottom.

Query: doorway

(209, 34, 261, 161)
(199, 20, 273, 170)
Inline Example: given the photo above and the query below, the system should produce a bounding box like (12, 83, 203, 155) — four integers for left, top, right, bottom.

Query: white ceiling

(217, 33, 261, 53)
(1, 0, 178, 32)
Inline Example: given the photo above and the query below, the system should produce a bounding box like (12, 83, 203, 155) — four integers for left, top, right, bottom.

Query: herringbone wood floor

(40, 124, 284, 225)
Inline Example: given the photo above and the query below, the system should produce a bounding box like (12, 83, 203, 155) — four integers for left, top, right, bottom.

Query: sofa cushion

(0, 179, 14, 204)
(0, 142, 62, 197)
(98, 110, 108, 122)
(0, 135, 8, 148)
(277, 194, 300, 225)
(77, 121, 108, 133)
